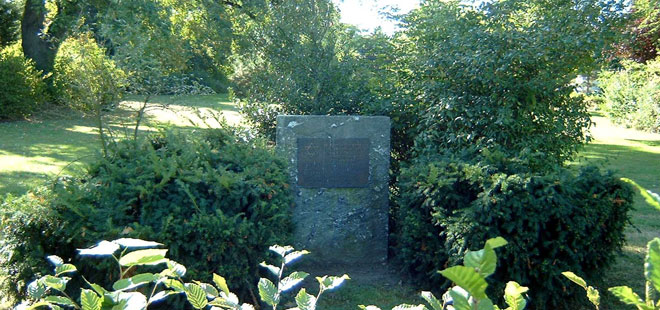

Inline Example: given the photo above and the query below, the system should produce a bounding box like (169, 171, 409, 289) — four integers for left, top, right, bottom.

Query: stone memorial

(276, 115, 390, 265)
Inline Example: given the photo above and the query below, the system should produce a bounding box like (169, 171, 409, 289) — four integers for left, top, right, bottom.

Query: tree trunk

(21, 0, 58, 74)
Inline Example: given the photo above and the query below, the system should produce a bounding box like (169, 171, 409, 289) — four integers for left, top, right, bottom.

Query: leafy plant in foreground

(564, 181, 660, 309)
(20, 239, 348, 310)
(257, 245, 349, 310)
(362, 237, 529, 310)
(564, 238, 660, 310)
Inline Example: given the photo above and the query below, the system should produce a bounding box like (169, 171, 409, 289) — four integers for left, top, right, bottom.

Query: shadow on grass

(575, 143, 660, 190)
(575, 141, 660, 310)
(626, 139, 660, 147)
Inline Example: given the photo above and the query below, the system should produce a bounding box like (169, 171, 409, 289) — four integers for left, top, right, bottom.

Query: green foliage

(21, 240, 347, 310)
(0, 188, 74, 305)
(0, 44, 47, 120)
(362, 237, 528, 310)
(0, 0, 20, 48)
(565, 238, 660, 310)
(0, 127, 293, 303)
(598, 59, 660, 132)
(232, 0, 385, 140)
(403, 0, 623, 165)
(53, 32, 126, 111)
(394, 154, 635, 310)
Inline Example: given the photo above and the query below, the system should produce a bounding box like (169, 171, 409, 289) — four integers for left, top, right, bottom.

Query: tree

(20, 0, 85, 74)
(0, 0, 19, 48)
(404, 0, 627, 168)
(232, 0, 363, 139)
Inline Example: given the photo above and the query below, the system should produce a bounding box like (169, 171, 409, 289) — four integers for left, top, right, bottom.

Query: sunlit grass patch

(0, 94, 238, 197)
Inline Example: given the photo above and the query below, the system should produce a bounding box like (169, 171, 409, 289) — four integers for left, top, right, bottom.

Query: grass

(0, 93, 238, 196)
(572, 112, 660, 310)
(1, 99, 660, 309)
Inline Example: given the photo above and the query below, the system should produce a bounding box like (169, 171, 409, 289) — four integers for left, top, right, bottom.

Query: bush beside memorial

(0, 127, 293, 304)
(393, 152, 635, 310)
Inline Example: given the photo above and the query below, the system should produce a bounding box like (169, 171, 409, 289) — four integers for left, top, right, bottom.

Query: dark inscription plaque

(297, 138, 370, 188)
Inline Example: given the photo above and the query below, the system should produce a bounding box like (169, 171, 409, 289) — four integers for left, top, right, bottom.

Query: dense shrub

(599, 59, 660, 132)
(0, 127, 293, 303)
(0, 45, 46, 120)
(53, 33, 125, 111)
(394, 155, 634, 310)
(0, 188, 75, 305)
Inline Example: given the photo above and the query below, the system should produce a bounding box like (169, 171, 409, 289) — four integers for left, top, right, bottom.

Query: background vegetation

(2, 0, 660, 309)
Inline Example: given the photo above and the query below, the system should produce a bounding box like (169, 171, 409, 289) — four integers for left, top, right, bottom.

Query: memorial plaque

(297, 138, 370, 188)
(276, 115, 390, 265)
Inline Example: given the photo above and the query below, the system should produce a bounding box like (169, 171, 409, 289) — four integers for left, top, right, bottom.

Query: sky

(332, 0, 421, 34)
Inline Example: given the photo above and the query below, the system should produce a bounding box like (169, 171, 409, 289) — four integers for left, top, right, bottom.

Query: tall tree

(0, 0, 20, 48)
(405, 0, 627, 167)
(21, 0, 84, 74)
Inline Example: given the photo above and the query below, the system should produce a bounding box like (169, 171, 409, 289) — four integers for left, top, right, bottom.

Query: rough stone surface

(276, 115, 390, 265)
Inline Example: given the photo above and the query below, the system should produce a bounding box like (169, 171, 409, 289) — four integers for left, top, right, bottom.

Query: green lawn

(573, 113, 660, 310)
(1, 99, 659, 309)
(0, 94, 239, 196)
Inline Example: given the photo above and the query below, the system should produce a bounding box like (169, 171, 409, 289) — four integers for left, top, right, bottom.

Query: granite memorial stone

(276, 115, 390, 265)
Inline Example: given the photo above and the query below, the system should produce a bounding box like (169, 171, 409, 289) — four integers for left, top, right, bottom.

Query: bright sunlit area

(332, 0, 420, 33)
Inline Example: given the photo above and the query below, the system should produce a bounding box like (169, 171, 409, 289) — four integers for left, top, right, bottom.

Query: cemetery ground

(0, 97, 659, 310)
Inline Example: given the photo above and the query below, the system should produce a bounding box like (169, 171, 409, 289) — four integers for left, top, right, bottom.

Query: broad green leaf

(43, 275, 70, 292)
(439, 266, 488, 299)
(561, 272, 587, 289)
(448, 287, 472, 310)
(260, 262, 281, 277)
(645, 238, 660, 293)
(476, 298, 495, 310)
(621, 178, 660, 211)
(27, 279, 47, 299)
(47, 255, 64, 267)
(112, 238, 162, 248)
(113, 273, 155, 291)
(44, 296, 76, 307)
(26, 301, 54, 310)
(195, 281, 219, 298)
(284, 251, 310, 265)
(420, 291, 443, 310)
(504, 281, 528, 310)
(269, 245, 295, 257)
(165, 260, 186, 278)
(240, 304, 255, 310)
(118, 249, 168, 267)
(78, 240, 120, 256)
(111, 292, 148, 310)
(608, 286, 645, 307)
(80, 289, 102, 310)
(279, 271, 309, 292)
(392, 304, 427, 310)
(294, 288, 317, 310)
(209, 292, 240, 308)
(55, 264, 77, 276)
(317, 274, 350, 291)
(213, 274, 230, 295)
(163, 279, 185, 292)
(586, 286, 600, 308)
(258, 278, 280, 307)
(185, 283, 209, 309)
(485, 237, 508, 249)
(149, 290, 179, 304)
(464, 248, 497, 278)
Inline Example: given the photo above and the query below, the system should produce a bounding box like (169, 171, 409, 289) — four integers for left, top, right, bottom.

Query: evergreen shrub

(0, 127, 293, 303)
(53, 33, 125, 111)
(0, 45, 46, 120)
(393, 154, 634, 310)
